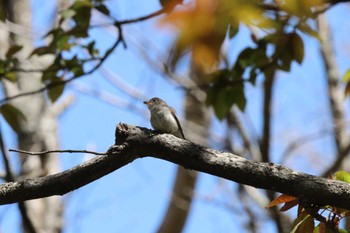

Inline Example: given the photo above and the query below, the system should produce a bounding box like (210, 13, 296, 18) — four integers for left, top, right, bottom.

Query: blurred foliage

(0, 104, 26, 133)
(159, 0, 324, 119)
(342, 68, 350, 96)
(334, 170, 350, 184)
(0, 0, 108, 107)
(0, 0, 348, 121)
(160, 0, 184, 12)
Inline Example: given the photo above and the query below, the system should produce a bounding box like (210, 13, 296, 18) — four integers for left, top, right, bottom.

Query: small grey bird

(144, 97, 185, 139)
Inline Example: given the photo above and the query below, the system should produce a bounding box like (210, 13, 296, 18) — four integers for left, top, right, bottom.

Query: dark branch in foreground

(0, 123, 350, 209)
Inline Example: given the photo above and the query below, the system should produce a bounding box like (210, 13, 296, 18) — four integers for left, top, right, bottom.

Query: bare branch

(99, 66, 148, 100)
(71, 82, 147, 116)
(9, 149, 107, 156)
(0, 124, 349, 210)
(117, 9, 166, 25)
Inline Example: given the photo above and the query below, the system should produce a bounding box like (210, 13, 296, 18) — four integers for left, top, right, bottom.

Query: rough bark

(1, 124, 350, 210)
(0, 0, 63, 232)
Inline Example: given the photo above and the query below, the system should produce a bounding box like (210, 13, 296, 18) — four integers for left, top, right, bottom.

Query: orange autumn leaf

(158, 0, 273, 73)
(266, 193, 297, 208)
(280, 199, 299, 212)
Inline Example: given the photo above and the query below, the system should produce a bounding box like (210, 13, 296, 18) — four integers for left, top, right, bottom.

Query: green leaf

(67, 26, 89, 38)
(205, 69, 231, 84)
(42, 70, 56, 82)
(205, 88, 215, 106)
(341, 69, 350, 82)
(228, 24, 239, 39)
(261, 33, 280, 45)
(45, 27, 65, 39)
(249, 69, 257, 85)
(48, 83, 65, 102)
(86, 41, 98, 56)
(344, 82, 350, 97)
(211, 85, 246, 120)
(41, 62, 61, 82)
(298, 23, 320, 41)
(213, 88, 229, 120)
(71, 0, 92, 27)
(64, 55, 81, 69)
(61, 9, 76, 19)
(30, 46, 54, 57)
(6, 45, 23, 59)
(278, 50, 293, 72)
(0, 104, 26, 133)
(235, 45, 268, 70)
(291, 33, 304, 64)
(56, 35, 72, 50)
(3, 72, 17, 82)
(72, 66, 84, 77)
(95, 4, 110, 16)
(334, 171, 350, 183)
(223, 84, 246, 112)
(237, 47, 255, 67)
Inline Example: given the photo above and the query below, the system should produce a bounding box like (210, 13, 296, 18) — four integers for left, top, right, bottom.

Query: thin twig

(117, 9, 165, 25)
(0, 25, 125, 104)
(9, 149, 106, 156)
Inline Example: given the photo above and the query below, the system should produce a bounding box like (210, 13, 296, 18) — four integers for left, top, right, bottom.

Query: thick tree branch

(0, 123, 350, 209)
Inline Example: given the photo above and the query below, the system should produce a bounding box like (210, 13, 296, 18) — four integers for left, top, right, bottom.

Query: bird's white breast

(150, 107, 179, 134)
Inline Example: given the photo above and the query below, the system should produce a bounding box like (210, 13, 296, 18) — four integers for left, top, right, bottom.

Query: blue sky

(1, 0, 350, 232)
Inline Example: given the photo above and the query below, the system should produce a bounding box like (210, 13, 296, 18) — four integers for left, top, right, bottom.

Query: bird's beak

(143, 101, 148, 105)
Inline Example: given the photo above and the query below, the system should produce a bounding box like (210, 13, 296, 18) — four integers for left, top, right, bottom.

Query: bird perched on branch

(144, 97, 185, 139)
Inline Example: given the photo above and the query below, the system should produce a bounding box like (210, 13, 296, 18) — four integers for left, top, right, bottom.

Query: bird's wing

(170, 108, 185, 139)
